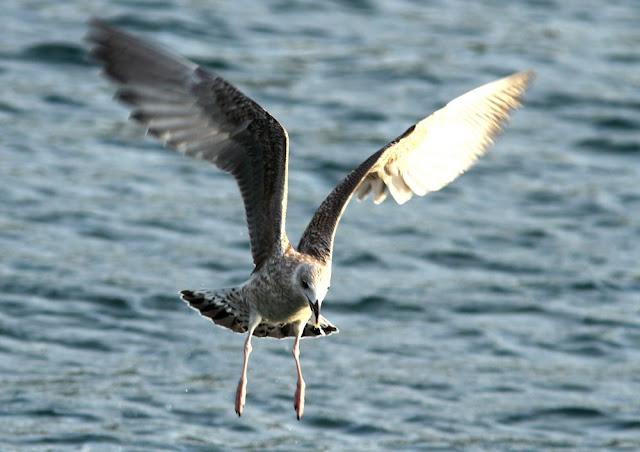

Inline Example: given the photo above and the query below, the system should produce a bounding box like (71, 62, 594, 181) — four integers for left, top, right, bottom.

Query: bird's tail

(180, 287, 250, 334)
(180, 288, 339, 339)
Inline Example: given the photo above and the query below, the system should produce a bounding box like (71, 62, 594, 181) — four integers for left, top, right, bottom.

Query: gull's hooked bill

(308, 300, 320, 328)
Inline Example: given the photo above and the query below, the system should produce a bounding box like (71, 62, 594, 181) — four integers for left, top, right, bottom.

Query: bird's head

(293, 263, 330, 327)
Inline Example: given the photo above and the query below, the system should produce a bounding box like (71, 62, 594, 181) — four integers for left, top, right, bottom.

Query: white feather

(366, 71, 533, 204)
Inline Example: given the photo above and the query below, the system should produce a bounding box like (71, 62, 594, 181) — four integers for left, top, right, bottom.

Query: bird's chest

(246, 281, 310, 324)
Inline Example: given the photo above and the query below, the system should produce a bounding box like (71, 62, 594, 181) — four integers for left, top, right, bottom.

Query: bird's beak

(308, 300, 320, 327)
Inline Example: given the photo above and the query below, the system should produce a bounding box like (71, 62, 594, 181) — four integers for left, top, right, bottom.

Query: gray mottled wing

(298, 71, 534, 262)
(88, 19, 290, 269)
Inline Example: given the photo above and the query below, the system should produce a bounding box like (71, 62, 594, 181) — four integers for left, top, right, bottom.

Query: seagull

(87, 19, 533, 420)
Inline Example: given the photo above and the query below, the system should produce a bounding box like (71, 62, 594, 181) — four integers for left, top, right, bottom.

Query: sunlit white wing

(299, 71, 533, 262)
(355, 71, 534, 205)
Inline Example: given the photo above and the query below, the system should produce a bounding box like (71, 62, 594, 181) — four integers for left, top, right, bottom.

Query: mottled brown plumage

(87, 18, 533, 420)
(88, 19, 289, 271)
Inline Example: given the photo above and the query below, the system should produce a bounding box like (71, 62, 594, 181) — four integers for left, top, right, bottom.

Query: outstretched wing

(88, 19, 290, 270)
(298, 71, 534, 262)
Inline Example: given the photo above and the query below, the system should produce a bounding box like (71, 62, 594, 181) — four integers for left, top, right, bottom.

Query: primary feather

(88, 19, 291, 271)
(299, 71, 534, 262)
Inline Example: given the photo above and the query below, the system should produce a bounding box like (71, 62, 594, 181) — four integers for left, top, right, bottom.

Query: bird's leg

(235, 315, 261, 417)
(292, 325, 306, 420)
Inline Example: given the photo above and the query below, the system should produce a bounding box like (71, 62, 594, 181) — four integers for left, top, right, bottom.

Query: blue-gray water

(1, 0, 639, 450)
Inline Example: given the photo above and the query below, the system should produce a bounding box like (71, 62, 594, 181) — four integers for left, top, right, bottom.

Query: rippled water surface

(2, 0, 639, 450)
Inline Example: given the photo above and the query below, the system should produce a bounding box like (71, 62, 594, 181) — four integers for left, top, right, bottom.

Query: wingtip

(179, 290, 195, 303)
(87, 17, 103, 28)
(525, 70, 536, 89)
(511, 69, 536, 87)
(87, 17, 116, 33)
(85, 18, 115, 65)
(85, 17, 110, 42)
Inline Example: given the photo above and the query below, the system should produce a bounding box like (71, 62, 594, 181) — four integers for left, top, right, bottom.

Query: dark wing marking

(298, 71, 534, 262)
(88, 19, 290, 270)
(181, 288, 250, 333)
(253, 315, 339, 339)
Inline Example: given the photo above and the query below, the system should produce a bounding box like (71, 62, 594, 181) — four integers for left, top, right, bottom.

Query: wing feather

(299, 71, 533, 261)
(371, 71, 534, 204)
(88, 19, 290, 269)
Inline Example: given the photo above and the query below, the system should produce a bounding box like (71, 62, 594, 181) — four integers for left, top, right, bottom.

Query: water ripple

(20, 43, 89, 66)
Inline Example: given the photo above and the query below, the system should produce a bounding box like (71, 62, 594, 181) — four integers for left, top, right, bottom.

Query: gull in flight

(87, 19, 533, 420)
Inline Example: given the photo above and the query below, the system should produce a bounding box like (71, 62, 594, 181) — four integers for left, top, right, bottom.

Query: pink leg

(292, 330, 306, 420)
(235, 317, 260, 416)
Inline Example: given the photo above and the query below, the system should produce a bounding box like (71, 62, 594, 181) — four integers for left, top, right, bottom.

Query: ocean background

(1, 0, 639, 450)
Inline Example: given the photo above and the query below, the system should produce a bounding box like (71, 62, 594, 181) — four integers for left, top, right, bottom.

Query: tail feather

(301, 316, 339, 338)
(180, 288, 339, 339)
(180, 288, 249, 334)
(252, 314, 339, 339)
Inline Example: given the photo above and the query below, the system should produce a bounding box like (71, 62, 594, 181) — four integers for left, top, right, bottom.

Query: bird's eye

(301, 280, 310, 289)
